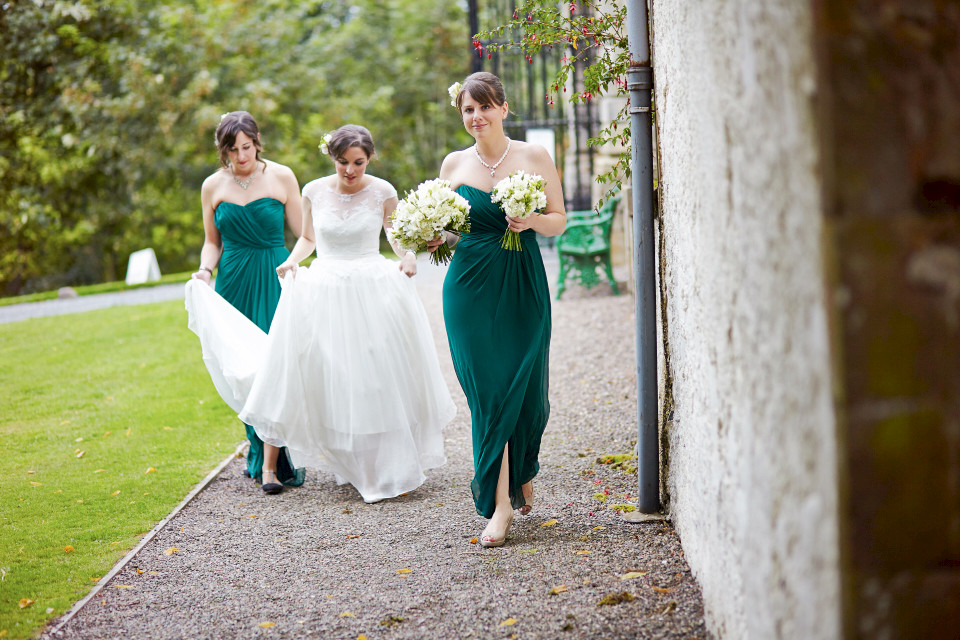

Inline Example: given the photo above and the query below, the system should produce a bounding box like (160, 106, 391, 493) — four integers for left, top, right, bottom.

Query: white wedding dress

(185, 175, 455, 502)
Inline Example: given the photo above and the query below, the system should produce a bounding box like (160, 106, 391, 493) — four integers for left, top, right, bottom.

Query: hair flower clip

(318, 133, 332, 156)
(219, 113, 229, 122)
(448, 82, 462, 108)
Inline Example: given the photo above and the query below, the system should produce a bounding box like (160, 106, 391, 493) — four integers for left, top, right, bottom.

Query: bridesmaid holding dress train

(436, 72, 567, 547)
(190, 111, 306, 494)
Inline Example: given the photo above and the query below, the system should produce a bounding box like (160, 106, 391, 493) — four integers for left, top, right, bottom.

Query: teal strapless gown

(214, 197, 306, 487)
(443, 185, 551, 518)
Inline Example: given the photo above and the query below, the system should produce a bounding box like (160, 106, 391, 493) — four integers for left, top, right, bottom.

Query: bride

(186, 124, 456, 503)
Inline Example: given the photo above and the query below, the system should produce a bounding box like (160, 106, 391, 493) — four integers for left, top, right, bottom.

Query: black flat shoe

(261, 469, 283, 495)
(242, 469, 251, 478)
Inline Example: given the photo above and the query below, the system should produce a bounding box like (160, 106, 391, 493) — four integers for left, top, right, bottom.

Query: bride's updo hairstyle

(215, 111, 263, 168)
(455, 72, 507, 111)
(327, 124, 375, 160)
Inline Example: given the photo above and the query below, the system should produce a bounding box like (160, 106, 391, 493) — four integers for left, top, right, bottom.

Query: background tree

(0, 0, 470, 296)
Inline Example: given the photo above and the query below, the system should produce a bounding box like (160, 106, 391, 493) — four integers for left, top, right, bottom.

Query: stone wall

(650, 1, 843, 637)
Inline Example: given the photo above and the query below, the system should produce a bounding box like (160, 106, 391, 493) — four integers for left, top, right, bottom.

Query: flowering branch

(476, 0, 633, 211)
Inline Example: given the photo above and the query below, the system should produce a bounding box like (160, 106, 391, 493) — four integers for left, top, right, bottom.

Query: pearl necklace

(232, 167, 258, 190)
(474, 138, 511, 177)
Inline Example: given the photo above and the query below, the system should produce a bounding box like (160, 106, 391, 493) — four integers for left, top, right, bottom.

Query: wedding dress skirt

(185, 254, 455, 503)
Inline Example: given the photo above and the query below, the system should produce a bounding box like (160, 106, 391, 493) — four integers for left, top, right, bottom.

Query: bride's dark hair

(455, 72, 507, 111)
(215, 111, 264, 169)
(327, 124, 375, 160)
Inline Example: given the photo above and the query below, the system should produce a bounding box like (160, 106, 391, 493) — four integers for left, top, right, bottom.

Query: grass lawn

(0, 299, 243, 639)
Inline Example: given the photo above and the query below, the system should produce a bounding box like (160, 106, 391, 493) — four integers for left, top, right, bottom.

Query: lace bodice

(302, 175, 397, 259)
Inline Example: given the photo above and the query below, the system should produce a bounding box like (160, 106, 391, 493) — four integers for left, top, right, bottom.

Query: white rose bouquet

(390, 179, 471, 266)
(491, 170, 547, 251)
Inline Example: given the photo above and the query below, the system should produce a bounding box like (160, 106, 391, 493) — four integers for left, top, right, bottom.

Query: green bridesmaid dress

(443, 185, 551, 518)
(214, 197, 306, 487)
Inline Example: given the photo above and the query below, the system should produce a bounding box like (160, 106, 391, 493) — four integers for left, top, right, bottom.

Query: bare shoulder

(440, 148, 470, 173)
(202, 169, 227, 191)
(513, 140, 553, 165)
(264, 159, 297, 182)
(200, 169, 227, 201)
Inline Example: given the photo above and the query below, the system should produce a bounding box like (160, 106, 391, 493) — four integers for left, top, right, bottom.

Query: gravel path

(43, 252, 709, 640)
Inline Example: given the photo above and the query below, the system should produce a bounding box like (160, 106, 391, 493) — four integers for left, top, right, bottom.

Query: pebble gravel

(44, 253, 709, 640)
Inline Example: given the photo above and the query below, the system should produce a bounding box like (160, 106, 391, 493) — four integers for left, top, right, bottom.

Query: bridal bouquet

(491, 170, 547, 251)
(390, 179, 471, 266)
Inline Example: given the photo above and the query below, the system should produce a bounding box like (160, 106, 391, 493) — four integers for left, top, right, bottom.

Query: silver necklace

(474, 138, 511, 177)
(232, 167, 258, 190)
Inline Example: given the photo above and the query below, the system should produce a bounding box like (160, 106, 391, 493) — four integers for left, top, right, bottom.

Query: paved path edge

(47, 440, 250, 635)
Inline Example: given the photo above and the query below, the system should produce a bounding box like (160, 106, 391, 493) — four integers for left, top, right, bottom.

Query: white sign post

(125, 248, 162, 285)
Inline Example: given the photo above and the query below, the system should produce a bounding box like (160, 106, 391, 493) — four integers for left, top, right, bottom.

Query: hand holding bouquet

(491, 170, 547, 251)
(390, 179, 471, 266)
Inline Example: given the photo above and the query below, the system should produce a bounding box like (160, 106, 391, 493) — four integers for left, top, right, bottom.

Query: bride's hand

(399, 252, 417, 278)
(276, 262, 297, 279)
(426, 233, 444, 253)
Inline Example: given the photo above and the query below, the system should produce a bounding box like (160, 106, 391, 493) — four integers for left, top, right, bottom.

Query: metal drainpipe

(626, 0, 658, 513)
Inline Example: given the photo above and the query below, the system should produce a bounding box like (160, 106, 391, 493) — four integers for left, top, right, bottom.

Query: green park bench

(555, 195, 621, 299)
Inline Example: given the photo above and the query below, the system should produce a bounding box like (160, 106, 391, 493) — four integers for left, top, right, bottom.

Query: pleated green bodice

(214, 197, 289, 333)
(442, 185, 552, 518)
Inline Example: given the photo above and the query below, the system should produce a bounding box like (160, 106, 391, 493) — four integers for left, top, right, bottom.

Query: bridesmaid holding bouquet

(435, 72, 567, 546)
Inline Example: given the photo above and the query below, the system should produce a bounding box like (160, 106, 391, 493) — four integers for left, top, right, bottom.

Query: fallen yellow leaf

(593, 526, 605, 530)
(114, 585, 133, 589)
(575, 550, 590, 555)
(258, 622, 275, 628)
(470, 537, 478, 544)
(30, 482, 41, 486)
(90, 576, 101, 582)
(135, 568, 144, 574)
(76, 499, 83, 504)
(26, 470, 36, 475)
(103, 431, 112, 436)
(110, 542, 120, 546)
(620, 571, 648, 580)
(148, 571, 160, 575)
(651, 585, 674, 593)
(111, 491, 120, 496)
(144, 467, 156, 474)
(64, 545, 74, 553)
(163, 547, 178, 556)
(94, 469, 105, 473)
(75, 450, 86, 458)
(125, 428, 131, 436)
(163, 426, 172, 431)
(396, 568, 411, 574)
(499, 618, 517, 626)
(18, 598, 34, 609)
(540, 519, 558, 527)
(549, 585, 568, 595)
(247, 515, 258, 519)
(75, 437, 83, 443)
(0, 629, 7, 637)
(340, 611, 355, 618)
(358, 636, 367, 640)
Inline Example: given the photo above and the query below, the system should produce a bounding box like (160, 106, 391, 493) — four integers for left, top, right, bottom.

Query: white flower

(448, 81, 462, 108)
(491, 170, 547, 250)
(318, 133, 333, 156)
(391, 179, 471, 265)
